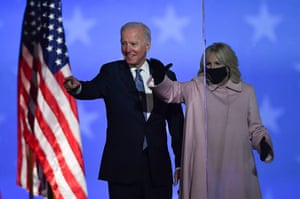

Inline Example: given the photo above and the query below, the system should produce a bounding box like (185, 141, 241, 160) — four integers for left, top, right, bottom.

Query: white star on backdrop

(64, 7, 97, 46)
(296, 156, 300, 165)
(263, 189, 274, 199)
(295, 63, 300, 72)
(0, 114, 5, 144)
(245, 4, 282, 43)
(295, 63, 300, 86)
(260, 96, 284, 134)
(77, 104, 99, 139)
(0, 114, 5, 125)
(152, 5, 190, 44)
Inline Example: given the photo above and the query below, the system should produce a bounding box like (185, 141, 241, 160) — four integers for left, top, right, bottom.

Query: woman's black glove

(259, 137, 273, 162)
(150, 58, 173, 85)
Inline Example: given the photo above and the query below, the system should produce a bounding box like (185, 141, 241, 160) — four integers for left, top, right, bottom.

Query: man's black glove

(259, 137, 273, 162)
(150, 58, 173, 85)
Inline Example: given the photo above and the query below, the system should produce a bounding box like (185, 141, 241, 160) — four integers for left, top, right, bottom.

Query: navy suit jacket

(73, 58, 184, 186)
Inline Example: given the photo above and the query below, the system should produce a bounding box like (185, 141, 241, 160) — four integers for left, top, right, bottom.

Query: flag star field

(0, 0, 299, 198)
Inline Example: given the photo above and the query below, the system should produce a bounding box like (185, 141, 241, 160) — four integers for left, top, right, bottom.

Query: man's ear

(146, 41, 151, 52)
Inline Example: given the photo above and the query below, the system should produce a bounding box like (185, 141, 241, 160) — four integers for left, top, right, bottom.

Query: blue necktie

(135, 69, 147, 118)
(135, 69, 145, 92)
(135, 69, 148, 149)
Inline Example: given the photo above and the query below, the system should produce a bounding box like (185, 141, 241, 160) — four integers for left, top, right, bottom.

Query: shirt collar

(129, 61, 149, 74)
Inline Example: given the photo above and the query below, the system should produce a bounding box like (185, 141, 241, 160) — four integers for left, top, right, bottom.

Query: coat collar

(196, 76, 242, 93)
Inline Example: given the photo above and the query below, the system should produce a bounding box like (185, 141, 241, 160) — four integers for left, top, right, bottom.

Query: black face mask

(206, 66, 228, 84)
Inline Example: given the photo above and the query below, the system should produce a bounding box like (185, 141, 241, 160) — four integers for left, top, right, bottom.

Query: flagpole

(47, 182, 55, 199)
(28, 147, 55, 199)
(28, 148, 34, 199)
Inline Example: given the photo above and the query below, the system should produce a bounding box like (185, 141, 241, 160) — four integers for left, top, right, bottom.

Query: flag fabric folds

(17, 0, 87, 198)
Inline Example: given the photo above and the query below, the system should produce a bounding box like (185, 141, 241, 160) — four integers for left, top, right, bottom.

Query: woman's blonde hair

(198, 42, 241, 83)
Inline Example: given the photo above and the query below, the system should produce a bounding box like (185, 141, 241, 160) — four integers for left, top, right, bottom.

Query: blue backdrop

(1, 0, 299, 198)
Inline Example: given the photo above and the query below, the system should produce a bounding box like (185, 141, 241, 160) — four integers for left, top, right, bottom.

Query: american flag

(16, 0, 87, 198)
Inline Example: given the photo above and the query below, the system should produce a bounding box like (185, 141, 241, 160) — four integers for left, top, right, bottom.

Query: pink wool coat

(151, 76, 274, 199)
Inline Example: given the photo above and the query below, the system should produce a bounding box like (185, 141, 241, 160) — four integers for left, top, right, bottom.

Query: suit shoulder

(102, 60, 124, 67)
(100, 60, 126, 71)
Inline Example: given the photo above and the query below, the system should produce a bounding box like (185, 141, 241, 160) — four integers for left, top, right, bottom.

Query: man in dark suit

(64, 22, 184, 199)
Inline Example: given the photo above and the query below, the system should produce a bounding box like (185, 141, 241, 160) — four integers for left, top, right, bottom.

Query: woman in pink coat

(150, 42, 274, 199)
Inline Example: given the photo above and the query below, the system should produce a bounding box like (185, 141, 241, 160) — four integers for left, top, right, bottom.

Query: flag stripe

(18, 44, 87, 198)
(18, 56, 51, 195)
(22, 126, 65, 199)
(35, 49, 86, 197)
(40, 67, 84, 172)
(18, 80, 44, 195)
(17, 57, 32, 190)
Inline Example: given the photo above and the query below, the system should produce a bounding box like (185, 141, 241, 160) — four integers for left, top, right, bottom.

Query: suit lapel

(119, 61, 147, 121)
(119, 61, 137, 92)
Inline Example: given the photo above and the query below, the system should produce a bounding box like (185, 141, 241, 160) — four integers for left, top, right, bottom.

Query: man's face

(121, 26, 150, 67)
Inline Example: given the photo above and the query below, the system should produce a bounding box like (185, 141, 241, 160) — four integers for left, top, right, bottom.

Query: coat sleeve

(151, 75, 185, 104)
(247, 85, 274, 161)
(74, 64, 110, 100)
(164, 71, 185, 168)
